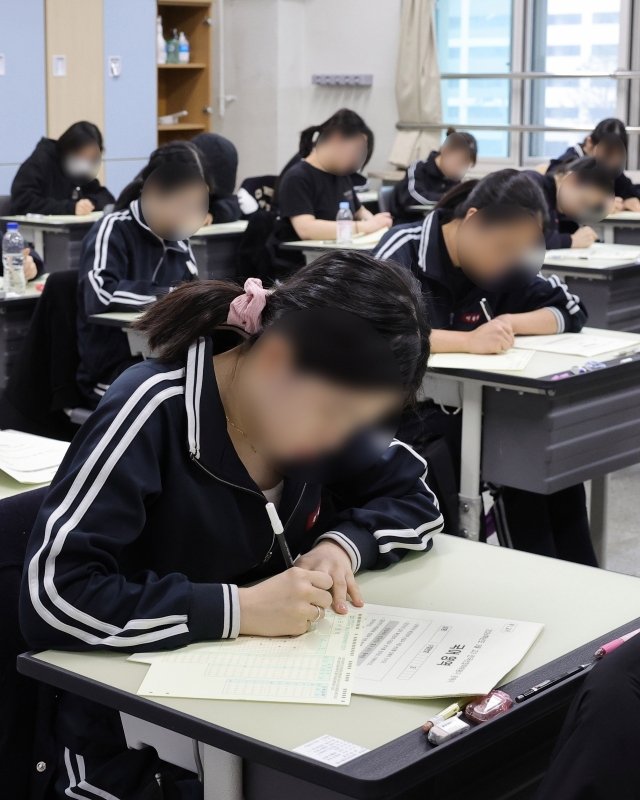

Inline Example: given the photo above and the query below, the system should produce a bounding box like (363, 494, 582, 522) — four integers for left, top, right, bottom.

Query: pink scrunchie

(226, 278, 270, 335)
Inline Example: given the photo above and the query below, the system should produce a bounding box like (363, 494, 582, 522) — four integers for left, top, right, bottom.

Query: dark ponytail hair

(298, 108, 375, 168)
(115, 141, 209, 211)
(56, 121, 104, 157)
(583, 117, 628, 152)
(435, 168, 550, 228)
(132, 251, 430, 403)
(444, 127, 478, 167)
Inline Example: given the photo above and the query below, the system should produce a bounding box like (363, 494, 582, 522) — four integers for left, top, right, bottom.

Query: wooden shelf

(157, 123, 206, 131)
(158, 62, 206, 69)
(158, 0, 211, 6)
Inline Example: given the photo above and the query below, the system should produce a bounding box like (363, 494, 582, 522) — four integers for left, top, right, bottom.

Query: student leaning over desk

(20, 252, 443, 800)
(377, 171, 596, 566)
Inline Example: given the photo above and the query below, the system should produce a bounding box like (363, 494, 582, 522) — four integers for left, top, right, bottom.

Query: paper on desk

(545, 243, 640, 261)
(21, 211, 104, 224)
(0, 429, 69, 483)
(354, 604, 543, 699)
(428, 349, 534, 372)
(351, 227, 390, 245)
(134, 610, 364, 705)
(293, 735, 369, 766)
(514, 333, 633, 358)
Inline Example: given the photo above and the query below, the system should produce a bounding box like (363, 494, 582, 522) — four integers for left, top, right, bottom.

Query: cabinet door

(0, 0, 46, 194)
(103, 0, 157, 198)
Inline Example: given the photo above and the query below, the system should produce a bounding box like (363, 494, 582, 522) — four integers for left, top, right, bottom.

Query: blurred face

(557, 171, 614, 223)
(63, 142, 102, 184)
(243, 336, 401, 462)
(315, 131, 368, 175)
(438, 146, 471, 181)
(141, 179, 208, 240)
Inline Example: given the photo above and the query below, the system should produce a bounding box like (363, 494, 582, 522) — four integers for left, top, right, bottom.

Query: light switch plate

(0, 55, 5, 76)
(52, 55, 67, 77)
(109, 56, 122, 77)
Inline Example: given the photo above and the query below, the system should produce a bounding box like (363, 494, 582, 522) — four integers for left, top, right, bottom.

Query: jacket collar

(129, 198, 192, 255)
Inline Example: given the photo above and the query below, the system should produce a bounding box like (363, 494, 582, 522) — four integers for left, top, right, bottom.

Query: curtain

(388, 0, 442, 170)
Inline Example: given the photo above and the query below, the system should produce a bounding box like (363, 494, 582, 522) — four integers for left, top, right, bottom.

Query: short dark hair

(56, 121, 104, 158)
(444, 127, 478, 167)
(298, 109, 375, 168)
(585, 117, 628, 152)
(133, 251, 431, 404)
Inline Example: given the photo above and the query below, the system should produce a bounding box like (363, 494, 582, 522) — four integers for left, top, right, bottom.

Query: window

(528, 0, 622, 158)
(436, 0, 514, 158)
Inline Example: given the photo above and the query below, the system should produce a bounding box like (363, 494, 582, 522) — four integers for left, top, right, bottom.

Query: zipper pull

(449, 312, 454, 326)
(155, 773, 164, 799)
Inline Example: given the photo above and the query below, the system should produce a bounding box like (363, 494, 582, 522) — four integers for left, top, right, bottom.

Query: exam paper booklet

(514, 333, 632, 358)
(353, 605, 543, 699)
(428, 349, 534, 372)
(133, 610, 364, 705)
(545, 243, 640, 262)
(0, 429, 69, 484)
(20, 211, 104, 225)
(351, 226, 390, 245)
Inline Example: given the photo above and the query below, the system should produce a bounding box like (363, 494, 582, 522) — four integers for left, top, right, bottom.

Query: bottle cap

(6, 222, 18, 230)
(339, 201, 349, 208)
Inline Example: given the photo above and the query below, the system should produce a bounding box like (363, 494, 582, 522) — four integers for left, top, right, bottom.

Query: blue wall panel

(104, 158, 147, 201)
(0, 0, 46, 185)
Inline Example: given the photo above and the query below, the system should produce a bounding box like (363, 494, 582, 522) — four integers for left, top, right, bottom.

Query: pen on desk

(422, 701, 464, 732)
(515, 664, 590, 703)
(265, 502, 294, 568)
(595, 627, 640, 658)
(480, 297, 493, 322)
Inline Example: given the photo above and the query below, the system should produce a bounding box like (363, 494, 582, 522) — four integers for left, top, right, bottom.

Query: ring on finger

(309, 604, 322, 632)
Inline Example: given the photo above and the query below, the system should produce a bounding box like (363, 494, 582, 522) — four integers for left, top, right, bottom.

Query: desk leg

(203, 744, 243, 800)
(603, 226, 615, 244)
(590, 475, 609, 567)
(459, 381, 483, 541)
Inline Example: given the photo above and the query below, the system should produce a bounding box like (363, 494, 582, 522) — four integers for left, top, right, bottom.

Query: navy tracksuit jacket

(20, 336, 444, 799)
(389, 151, 460, 223)
(549, 143, 640, 201)
(76, 199, 198, 404)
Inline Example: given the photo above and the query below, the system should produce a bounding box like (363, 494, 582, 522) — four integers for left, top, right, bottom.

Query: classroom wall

(214, 0, 401, 184)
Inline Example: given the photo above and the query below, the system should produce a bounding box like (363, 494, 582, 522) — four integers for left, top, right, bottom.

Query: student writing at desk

(376, 171, 595, 566)
(20, 254, 442, 800)
(268, 111, 391, 274)
(10, 121, 115, 216)
(76, 141, 208, 407)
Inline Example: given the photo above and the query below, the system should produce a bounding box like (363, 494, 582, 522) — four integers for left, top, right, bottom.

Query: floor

(604, 463, 640, 576)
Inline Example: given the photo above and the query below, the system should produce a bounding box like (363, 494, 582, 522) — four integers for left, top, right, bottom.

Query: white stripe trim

(28, 371, 189, 646)
(373, 518, 444, 540)
(113, 290, 157, 302)
(89, 211, 131, 306)
(545, 305, 564, 333)
(375, 224, 423, 260)
(417, 213, 434, 273)
(185, 338, 205, 458)
(221, 584, 231, 638)
(64, 749, 86, 800)
(229, 584, 241, 638)
(390, 438, 440, 510)
(378, 535, 437, 553)
(315, 532, 361, 573)
(407, 158, 432, 205)
(378, 232, 422, 261)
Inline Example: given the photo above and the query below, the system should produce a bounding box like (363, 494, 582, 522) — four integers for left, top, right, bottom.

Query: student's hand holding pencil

(466, 318, 515, 354)
(296, 540, 364, 615)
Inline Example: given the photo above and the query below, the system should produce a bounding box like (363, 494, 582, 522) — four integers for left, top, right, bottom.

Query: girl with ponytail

(21, 252, 443, 799)
(377, 169, 596, 568)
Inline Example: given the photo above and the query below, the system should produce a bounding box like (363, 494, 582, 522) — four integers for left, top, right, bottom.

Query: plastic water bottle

(166, 29, 179, 64)
(2, 223, 26, 296)
(157, 17, 167, 65)
(336, 201, 354, 243)
(178, 32, 190, 64)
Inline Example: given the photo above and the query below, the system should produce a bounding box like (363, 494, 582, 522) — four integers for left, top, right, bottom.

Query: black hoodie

(191, 133, 241, 223)
(10, 137, 115, 216)
(389, 151, 460, 223)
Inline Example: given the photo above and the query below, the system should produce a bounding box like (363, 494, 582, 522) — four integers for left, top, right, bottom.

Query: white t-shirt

(262, 480, 284, 511)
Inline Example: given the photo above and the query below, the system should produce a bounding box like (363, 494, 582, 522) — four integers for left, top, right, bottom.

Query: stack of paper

(546, 243, 640, 261)
(0, 429, 69, 484)
(351, 227, 390, 245)
(514, 333, 632, 358)
(428, 349, 534, 372)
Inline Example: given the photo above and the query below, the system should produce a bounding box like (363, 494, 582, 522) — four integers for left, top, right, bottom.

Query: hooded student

(547, 118, 640, 212)
(191, 133, 242, 223)
(21, 252, 443, 800)
(389, 128, 478, 223)
(11, 121, 115, 216)
(76, 140, 207, 407)
(375, 170, 595, 567)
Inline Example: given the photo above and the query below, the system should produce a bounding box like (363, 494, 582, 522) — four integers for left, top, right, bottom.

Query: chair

(0, 195, 13, 217)
(0, 487, 52, 798)
(239, 175, 277, 214)
(378, 185, 395, 214)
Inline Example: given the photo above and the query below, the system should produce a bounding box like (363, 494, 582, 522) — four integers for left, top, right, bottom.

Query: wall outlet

(312, 74, 373, 87)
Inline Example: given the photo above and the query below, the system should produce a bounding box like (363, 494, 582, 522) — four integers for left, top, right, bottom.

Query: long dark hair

(132, 251, 430, 403)
(583, 117, 628, 152)
(56, 121, 104, 158)
(444, 127, 478, 167)
(298, 108, 375, 168)
(115, 141, 209, 210)
(435, 169, 549, 228)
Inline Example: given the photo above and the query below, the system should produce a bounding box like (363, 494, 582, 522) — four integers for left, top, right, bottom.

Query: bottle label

(336, 220, 353, 243)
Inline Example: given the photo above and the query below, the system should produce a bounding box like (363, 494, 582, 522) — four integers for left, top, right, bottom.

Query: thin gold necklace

(225, 415, 257, 453)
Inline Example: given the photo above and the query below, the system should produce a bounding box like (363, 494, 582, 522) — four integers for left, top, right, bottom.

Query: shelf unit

(157, 0, 213, 146)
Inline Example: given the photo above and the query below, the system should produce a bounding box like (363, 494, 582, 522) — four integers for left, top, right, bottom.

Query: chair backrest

(378, 185, 395, 214)
(0, 195, 12, 217)
(240, 175, 277, 212)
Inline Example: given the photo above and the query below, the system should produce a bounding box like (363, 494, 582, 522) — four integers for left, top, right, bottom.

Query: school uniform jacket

(548, 143, 640, 201)
(76, 199, 198, 402)
(521, 170, 573, 250)
(389, 152, 459, 222)
(10, 137, 115, 216)
(374, 210, 587, 333)
(21, 335, 444, 653)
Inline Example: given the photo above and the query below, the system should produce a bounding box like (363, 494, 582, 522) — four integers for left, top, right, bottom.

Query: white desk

(355, 190, 378, 205)
(186, 221, 248, 280)
(279, 235, 387, 265)
(18, 536, 640, 799)
(423, 326, 640, 562)
(597, 211, 640, 245)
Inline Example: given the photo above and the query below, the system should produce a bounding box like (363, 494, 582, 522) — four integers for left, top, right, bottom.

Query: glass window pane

(528, 0, 621, 158)
(436, 0, 513, 158)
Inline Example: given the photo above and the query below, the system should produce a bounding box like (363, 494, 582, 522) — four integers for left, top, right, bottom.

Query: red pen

(594, 627, 640, 658)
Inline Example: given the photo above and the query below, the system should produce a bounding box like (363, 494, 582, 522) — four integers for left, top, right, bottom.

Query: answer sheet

(428, 349, 534, 372)
(0, 429, 69, 484)
(545, 243, 640, 261)
(134, 610, 364, 705)
(354, 604, 543, 699)
(514, 334, 632, 358)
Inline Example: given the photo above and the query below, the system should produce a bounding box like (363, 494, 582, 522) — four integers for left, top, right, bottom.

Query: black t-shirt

(272, 160, 362, 245)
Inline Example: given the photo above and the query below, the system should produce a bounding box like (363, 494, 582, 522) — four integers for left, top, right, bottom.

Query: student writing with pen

(376, 171, 595, 567)
(19, 252, 443, 800)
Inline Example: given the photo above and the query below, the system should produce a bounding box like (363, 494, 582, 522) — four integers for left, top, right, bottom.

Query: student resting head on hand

(10, 121, 115, 216)
(21, 251, 443, 799)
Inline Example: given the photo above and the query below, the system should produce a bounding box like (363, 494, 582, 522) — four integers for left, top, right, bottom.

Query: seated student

(548, 117, 640, 213)
(524, 157, 612, 249)
(389, 128, 478, 223)
(11, 121, 115, 216)
(20, 253, 443, 800)
(0, 247, 42, 282)
(76, 140, 207, 407)
(268, 114, 391, 272)
(376, 171, 596, 567)
(191, 133, 242, 224)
